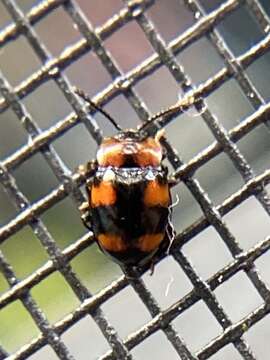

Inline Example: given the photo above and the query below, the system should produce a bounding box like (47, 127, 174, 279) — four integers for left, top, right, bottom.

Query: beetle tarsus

(79, 202, 92, 230)
(149, 260, 155, 276)
(77, 160, 97, 178)
(168, 176, 178, 187)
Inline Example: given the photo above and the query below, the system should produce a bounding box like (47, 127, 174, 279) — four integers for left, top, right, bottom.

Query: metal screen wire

(0, 0, 270, 359)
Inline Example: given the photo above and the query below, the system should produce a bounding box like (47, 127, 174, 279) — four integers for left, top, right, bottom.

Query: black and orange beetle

(76, 89, 178, 269)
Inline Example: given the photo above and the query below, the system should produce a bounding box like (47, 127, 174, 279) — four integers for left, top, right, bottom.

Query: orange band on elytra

(98, 234, 127, 252)
(91, 181, 116, 207)
(144, 181, 169, 207)
(137, 233, 164, 252)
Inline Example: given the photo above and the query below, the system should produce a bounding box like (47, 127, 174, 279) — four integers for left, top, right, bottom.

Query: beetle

(76, 88, 178, 270)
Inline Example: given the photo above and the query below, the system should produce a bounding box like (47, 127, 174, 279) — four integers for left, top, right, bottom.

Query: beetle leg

(77, 160, 96, 231)
(77, 160, 98, 179)
(168, 175, 178, 187)
(161, 164, 168, 176)
(86, 160, 98, 176)
(149, 260, 156, 276)
(85, 178, 92, 197)
(79, 201, 92, 230)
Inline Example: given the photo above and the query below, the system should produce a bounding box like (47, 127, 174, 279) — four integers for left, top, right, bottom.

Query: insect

(76, 88, 178, 270)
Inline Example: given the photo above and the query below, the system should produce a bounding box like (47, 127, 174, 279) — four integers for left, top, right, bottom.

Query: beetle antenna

(74, 88, 123, 131)
(138, 102, 180, 132)
(138, 89, 199, 132)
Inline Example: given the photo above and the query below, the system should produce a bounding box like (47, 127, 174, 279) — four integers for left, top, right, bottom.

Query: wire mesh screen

(0, 0, 270, 359)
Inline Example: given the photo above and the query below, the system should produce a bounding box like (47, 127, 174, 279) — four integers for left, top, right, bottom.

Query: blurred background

(0, 0, 269, 359)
